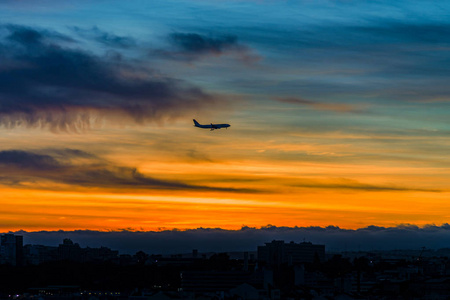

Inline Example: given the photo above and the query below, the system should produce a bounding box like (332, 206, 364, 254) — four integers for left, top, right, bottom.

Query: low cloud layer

(0, 25, 223, 131)
(0, 149, 258, 193)
(10, 224, 450, 254)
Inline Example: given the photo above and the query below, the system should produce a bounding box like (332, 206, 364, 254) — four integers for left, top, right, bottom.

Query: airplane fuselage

(193, 119, 230, 130)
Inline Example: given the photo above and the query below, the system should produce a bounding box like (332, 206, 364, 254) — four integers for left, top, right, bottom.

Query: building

(83, 246, 119, 263)
(23, 244, 58, 265)
(257, 240, 325, 266)
(23, 239, 119, 264)
(0, 233, 23, 266)
(58, 238, 82, 261)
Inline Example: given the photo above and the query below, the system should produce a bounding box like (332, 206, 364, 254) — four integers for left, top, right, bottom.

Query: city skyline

(0, 0, 449, 232)
(5, 224, 450, 255)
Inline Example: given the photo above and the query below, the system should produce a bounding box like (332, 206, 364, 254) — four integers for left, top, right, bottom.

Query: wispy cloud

(71, 26, 137, 49)
(275, 97, 362, 113)
(290, 178, 441, 193)
(241, 19, 450, 104)
(0, 149, 260, 193)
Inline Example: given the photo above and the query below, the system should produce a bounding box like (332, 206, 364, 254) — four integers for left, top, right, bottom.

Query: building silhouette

(0, 233, 23, 266)
(23, 244, 58, 265)
(58, 238, 82, 261)
(257, 240, 325, 266)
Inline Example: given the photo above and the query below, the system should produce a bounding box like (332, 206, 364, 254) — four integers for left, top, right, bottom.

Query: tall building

(0, 234, 23, 266)
(258, 240, 325, 266)
(58, 238, 82, 261)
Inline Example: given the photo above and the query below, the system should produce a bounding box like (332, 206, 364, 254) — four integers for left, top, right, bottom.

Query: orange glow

(0, 123, 449, 232)
(1, 183, 449, 231)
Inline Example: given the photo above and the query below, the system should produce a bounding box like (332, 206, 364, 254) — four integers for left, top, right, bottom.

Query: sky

(0, 0, 450, 239)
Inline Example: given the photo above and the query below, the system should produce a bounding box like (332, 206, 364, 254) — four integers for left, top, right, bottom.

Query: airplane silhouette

(193, 119, 230, 131)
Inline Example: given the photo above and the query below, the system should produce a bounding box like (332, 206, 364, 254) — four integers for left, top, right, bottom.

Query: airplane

(193, 119, 230, 131)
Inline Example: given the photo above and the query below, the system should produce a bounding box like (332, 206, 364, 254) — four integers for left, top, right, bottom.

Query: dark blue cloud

(0, 25, 222, 131)
(0, 150, 61, 170)
(5, 24, 74, 45)
(71, 26, 136, 49)
(153, 32, 259, 63)
(170, 33, 238, 54)
(0, 148, 261, 193)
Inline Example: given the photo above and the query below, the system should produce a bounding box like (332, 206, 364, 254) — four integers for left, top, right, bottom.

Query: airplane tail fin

(193, 119, 200, 126)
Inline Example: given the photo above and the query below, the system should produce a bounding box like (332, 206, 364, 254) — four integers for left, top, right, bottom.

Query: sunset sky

(1, 0, 449, 233)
